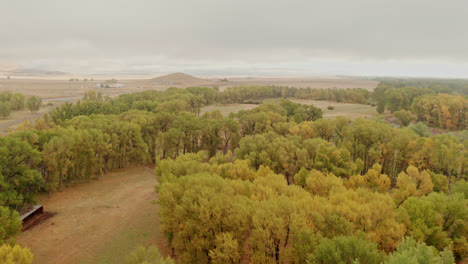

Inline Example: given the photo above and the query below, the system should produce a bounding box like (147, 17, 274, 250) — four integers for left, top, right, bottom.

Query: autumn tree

(393, 166, 434, 205)
(0, 244, 33, 264)
(347, 164, 391, 192)
(394, 109, 414, 127)
(209, 232, 241, 264)
(125, 246, 174, 264)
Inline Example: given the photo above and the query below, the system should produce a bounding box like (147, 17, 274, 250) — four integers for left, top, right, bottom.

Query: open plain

(0, 73, 378, 99)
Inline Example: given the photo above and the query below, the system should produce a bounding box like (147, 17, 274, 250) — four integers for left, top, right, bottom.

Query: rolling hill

(151, 72, 211, 86)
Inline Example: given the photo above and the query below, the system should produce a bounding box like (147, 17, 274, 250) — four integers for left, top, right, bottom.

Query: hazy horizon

(2, 0, 468, 78)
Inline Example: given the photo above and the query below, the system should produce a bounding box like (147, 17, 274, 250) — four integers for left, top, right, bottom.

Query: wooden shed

(20, 205, 44, 231)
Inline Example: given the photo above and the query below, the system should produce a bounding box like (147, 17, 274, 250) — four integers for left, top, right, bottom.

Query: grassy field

(0, 100, 69, 135)
(17, 167, 167, 264)
(288, 99, 377, 119)
(202, 99, 377, 119)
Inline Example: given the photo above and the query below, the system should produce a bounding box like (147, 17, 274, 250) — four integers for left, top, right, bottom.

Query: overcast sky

(2, 0, 468, 77)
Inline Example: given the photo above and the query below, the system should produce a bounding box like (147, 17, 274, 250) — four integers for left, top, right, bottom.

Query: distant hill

(151, 72, 211, 86)
(0, 64, 19, 73)
(0, 65, 69, 76)
(12, 68, 69, 76)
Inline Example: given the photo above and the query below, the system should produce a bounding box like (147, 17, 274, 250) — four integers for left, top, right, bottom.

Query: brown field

(0, 74, 378, 99)
(0, 78, 155, 99)
(219, 76, 378, 91)
(17, 167, 167, 264)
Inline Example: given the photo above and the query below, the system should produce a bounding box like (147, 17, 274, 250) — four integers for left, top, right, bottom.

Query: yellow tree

(393, 166, 434, 206)
(347, 164, 391, 193)
(329, 188, 406, 251)
(0, 245, 33, 264)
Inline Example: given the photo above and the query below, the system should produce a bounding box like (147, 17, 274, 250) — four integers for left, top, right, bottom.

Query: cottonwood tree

(0, 206, 21, 244)
(311, 235, 385, 264)
(385, 237, 454, 264)
(125, 246, 174, 264)
(9, 93, 25, 111)
(0, 244, 33, 264)
(26, 96, 42, 114)
(0, 137, 43, 211)
(0, 102, 10, 119)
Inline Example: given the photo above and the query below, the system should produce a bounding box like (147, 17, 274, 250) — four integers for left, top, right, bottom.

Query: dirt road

(17, 167, 167, 264)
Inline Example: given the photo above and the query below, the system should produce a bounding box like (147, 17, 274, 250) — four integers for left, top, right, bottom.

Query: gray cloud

(1, 0, 468, 77)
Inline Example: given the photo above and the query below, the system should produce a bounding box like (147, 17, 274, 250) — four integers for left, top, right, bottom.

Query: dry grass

(17, 167, 167, 264)
(0, 78, 158, 99)
(217, 76, 378, 91)
(288, 99, 377, 119)
(202, 99, 377, 119)
(0, 75, 378, 99)
(0, 101, 69, 135)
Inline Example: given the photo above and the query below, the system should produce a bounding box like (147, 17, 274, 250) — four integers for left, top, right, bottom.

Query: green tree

(0, 206, 21, 244)
(452, 180, 468, 198)
(385, 237, 454, 264)
(0, 102, 10, 119)
(9, 93, 25, 111)
(0, 137, 43, 211)
(394, 109, 414, 126)
(0, 91, 13, 103)
(408, 122, 431, 137)
(309, 234, 385, 264)
(398, 192, 468, 258)
(26, 96, 42, 114)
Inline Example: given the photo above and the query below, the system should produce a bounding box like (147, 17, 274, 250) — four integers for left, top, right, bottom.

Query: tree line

(0, 91, 43, 118)
(374, 80, 468, 130)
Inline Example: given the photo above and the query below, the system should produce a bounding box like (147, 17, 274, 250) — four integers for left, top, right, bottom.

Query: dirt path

(17, 167, 167, 264)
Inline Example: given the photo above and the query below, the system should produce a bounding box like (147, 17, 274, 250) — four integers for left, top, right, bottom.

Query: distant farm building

(20, 205, 44, 231)
(96, 83, 125, 88)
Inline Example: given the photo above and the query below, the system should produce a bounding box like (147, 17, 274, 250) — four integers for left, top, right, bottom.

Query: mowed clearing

(17, 167, 167, 264)
(202, 99, 376, 119)
(289, 99, 377, 119)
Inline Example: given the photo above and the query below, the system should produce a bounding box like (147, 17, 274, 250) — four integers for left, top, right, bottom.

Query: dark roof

(20, 205, 43, 221)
